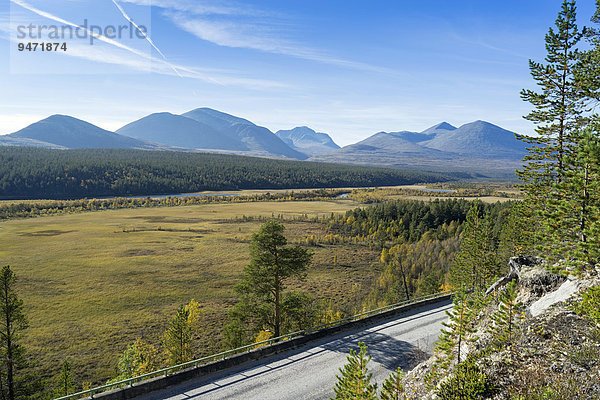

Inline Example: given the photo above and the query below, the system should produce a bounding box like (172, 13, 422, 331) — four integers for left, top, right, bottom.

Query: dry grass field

(0, 200, 382, 385)
(0, 184, 516, 386)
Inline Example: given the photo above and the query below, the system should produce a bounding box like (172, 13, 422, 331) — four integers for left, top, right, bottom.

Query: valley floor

(0, 200, 379, 384)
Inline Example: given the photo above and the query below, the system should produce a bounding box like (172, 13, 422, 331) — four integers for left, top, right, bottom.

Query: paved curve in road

(135, 300, 452, 400)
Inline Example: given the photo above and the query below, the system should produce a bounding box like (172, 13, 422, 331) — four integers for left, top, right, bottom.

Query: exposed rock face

(485, 256, 566, 298)
(403, 257, 600, 400)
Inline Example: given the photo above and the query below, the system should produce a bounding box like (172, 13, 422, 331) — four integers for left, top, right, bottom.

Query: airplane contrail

(10, 0, 183, 77)
(10, 0, 149, 58)
(110, 0, 183, 77)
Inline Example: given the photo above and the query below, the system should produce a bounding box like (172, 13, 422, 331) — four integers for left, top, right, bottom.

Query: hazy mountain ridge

(180, 108, 307, 159)
(8, 115, 166, 150)
(116, 112, 248, 151)
(2, 110, 525, 176)
(275, 126, 340, 156)
(421, 120, 527, 158)
(310, 120, 525, 176)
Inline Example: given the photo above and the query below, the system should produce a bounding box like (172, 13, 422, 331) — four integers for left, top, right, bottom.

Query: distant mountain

(311, 121, 524, 177)
(5, 110, 308, 159)
(182, 107, 253, 130)
(116, 112, 247, 151)
(8, 115, 164, 150)
(275, 126, 340, 156)
(182, 108, 307, 160)
(421, 121, 457, 136)
(421, 120, 526, 158)
(311, 130, 452, 168)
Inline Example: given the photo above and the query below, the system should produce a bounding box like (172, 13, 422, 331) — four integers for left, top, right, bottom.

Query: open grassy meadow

(0, 200, 383, 385)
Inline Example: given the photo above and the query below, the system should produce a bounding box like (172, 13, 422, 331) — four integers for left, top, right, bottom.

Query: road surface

(135, 299, 452, 400)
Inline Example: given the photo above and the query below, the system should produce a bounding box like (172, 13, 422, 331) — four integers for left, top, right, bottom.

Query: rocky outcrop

(486, 256, 566, 296)
(403, 257, 600, 400)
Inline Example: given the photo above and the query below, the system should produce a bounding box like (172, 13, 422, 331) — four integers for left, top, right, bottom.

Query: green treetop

(332, 342, 377, 400)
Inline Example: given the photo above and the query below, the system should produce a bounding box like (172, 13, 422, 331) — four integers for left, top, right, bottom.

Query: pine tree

(163, 305, 192, 366)
(517, 0, 587, 261)
(332, 342, 377, 400)
(449, 202, 501, 292)
(54, 359, 75, 397)
(0, 266, 29, 400)
(497, 201, 536, 262)
(488, 281, 522, 346)
(547, 127, 600, 267)
(518, 0, 584, 184)
(576, 1, 600, 102)
(380, 367, 406, 400)
(436, 356, 496, 400)
(436, 292, 477, 369)
(281, 291, 320, 332)
(226, 221, 313, 342)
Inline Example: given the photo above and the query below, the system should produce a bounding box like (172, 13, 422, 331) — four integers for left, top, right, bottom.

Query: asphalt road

(135, 299, 452, 400)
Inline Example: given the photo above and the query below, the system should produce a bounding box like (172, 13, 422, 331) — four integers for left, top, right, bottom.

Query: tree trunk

(274, 286, 280, 338)
(457, 309, 463, 364)
(581, 164, 589, 245)
(399, 262, 410, 301)
(274, 250, 281, 339)
(4, 281, 14, 400)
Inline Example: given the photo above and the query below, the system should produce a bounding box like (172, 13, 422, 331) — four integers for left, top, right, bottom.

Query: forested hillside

(326, 199, 513, 307)
(0, 147, 453, 200)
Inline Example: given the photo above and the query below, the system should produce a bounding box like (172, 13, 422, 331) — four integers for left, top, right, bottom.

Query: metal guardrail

(55, 290, 452, 400)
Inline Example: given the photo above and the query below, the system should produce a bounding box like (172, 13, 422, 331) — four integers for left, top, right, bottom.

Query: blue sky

(0, 0, 598, 146)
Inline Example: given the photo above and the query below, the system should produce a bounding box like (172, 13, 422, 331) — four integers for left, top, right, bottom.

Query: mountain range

(1, 108, 526, 176)
(117, 108, 307, 159)
(5, 115, 174, 151)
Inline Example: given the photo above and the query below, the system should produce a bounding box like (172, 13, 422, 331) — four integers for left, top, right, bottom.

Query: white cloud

(122, 0, 395, 74)
(120, 0, 272, 17)
(111, 0, 182, 77)
(168, 13, 396, 74)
